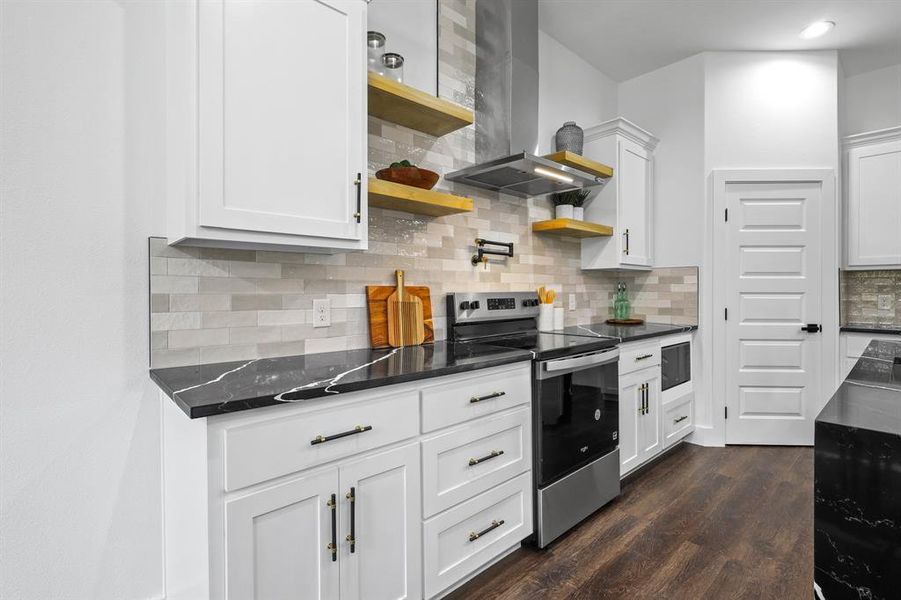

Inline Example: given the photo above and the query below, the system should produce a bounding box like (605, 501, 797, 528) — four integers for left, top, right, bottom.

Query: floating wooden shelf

(368, 178, 473, 217)
(368, 73, 474, 137)
(544, 151, 614, 179)
(531, 218, 614, 238)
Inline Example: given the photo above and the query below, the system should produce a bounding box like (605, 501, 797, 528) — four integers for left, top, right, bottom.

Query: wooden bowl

(375, 166, 440, 190)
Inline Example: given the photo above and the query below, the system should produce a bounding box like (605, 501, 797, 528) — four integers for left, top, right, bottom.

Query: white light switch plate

(878, 294, 894, 310)
(568, 293, 576, 311)
(313, 298, 331, 328)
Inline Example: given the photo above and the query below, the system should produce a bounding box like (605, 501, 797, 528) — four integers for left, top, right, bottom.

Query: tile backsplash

(148, 0, 698, 368)
(840, 270, 901, 326)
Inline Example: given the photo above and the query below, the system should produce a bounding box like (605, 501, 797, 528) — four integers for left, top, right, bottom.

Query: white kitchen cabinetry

(844, 126, 901, 268)
(166, 0, 368, 253)
(582, 118, 658, 270)
(618, 334, 694, 477)
(161, 362, 532, 600)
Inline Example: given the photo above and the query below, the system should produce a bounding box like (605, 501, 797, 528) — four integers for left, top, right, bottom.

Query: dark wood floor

(448, 444, 813, 600)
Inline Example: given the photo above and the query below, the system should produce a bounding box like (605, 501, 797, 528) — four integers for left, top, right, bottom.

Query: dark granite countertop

(840, 323, 901, 335)
(151, 341, 533, 418)
(544, 321, 697, 343)
(816, 339, 901, 435)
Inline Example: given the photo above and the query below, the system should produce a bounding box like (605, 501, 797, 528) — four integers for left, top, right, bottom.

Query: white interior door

(719, 172, 830, 445)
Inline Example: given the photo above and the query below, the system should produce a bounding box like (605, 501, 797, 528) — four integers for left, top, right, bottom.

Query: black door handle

(345, 487, 356, 553)
(327, 494, 337, 562)
(801, 324, 822, 333)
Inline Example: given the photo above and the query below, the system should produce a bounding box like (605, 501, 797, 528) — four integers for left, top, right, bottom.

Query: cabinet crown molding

(842, 125, 901, 149)
(584, 117, 660, 151)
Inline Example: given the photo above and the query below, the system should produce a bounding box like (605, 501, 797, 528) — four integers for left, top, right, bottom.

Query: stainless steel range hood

(444, 0, 608, 199)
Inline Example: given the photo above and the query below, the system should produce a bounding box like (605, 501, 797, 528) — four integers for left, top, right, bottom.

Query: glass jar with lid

(381, 52, 404, 83)
(367, 31, 386, 75)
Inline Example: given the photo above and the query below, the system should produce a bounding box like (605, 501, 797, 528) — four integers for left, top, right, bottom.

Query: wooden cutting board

(367, 285, 434, 348)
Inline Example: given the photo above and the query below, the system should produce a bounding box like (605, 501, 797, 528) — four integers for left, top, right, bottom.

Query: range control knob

(470, 301, 481, 310)
(459, 301, 471, 311)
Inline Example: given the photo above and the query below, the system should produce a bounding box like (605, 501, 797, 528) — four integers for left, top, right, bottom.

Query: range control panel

(447, 291, 541, 325)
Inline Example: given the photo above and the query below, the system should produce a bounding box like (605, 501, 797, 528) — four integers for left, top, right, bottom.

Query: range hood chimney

(445, 0, 606, 198)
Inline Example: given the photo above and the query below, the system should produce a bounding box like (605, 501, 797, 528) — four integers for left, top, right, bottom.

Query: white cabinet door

(339, 442, 421, 600)
(197, 0, 366, 241)
(618, 372, 643, 476)
(225, 468, 339, 600)
(847, 139, 901, 266)
(618, 138, 653, 267)
(639, 371, 662, 460)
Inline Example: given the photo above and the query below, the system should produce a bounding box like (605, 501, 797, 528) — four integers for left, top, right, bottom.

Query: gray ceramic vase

(555, 121, 584, 154)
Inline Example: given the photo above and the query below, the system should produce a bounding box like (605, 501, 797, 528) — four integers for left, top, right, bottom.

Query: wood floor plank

(447, 444, 814, 600)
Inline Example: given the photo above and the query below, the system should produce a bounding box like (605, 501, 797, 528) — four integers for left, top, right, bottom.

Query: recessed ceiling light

(800, 21, 835, 40)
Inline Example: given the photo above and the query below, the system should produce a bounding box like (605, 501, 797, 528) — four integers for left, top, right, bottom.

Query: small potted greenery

(551, 189, 591, 220)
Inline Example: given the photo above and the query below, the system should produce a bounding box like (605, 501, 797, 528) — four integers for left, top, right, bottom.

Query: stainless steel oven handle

(543, 348, 620, 373)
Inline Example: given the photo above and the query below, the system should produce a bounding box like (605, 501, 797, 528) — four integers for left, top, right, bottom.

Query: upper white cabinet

(166, 0, 368, 253)
(844, 126, 901, 268)
(582, 118, 658, 270)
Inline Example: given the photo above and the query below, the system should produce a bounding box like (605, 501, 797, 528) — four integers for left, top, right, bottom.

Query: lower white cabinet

(162, 362, 532, 600)
(619, 366, 662, 477)
(840, 331, 901, 380)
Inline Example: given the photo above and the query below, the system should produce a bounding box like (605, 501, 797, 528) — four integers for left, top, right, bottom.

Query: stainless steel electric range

(447, 291, 621, 548)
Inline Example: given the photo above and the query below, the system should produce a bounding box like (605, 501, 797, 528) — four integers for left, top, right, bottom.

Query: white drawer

(421, 407, 531, 518)
(663, 392, 693, 447)
(223, 392, 419, 491)
(420, 364, 531, 433)
(619, 341, 661, 375)
(423, 472, 532, 599)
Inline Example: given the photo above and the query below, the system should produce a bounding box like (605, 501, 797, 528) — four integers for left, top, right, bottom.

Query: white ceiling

(539, 0, 901, 81)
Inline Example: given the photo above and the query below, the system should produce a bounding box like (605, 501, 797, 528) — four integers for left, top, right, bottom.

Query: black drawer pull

(635, 353, 654, 361)
(345, 487, 356, 553)
(470, 391, 505, 404)
(469, 450, 504, 466)
(311, 425, 372, 446)
(469, 519, 505, 542)
(674, 415, 688, 424)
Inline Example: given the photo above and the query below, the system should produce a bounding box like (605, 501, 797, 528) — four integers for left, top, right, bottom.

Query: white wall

(537, 30, 618, 154)
(369, 0, 438, 95)
(842, 63, 901, 135)
(618, 54, 706, 268)
(1, 2, 166, 598)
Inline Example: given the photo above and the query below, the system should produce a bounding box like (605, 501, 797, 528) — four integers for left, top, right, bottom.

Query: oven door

(535, 348, 619, 487)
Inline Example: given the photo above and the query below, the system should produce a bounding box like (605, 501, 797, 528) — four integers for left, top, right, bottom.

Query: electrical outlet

(878, 294, 894, 310)
(568, 293, 576, 311)
(313, 298, 331, 328)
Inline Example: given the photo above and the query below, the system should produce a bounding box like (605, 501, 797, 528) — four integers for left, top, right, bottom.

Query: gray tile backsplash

(841, 269, 901, 327)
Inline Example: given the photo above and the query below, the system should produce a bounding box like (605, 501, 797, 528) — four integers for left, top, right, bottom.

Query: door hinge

(724, 307, 728, 320)
(724, 208, 728, 222)
(725, 407, 728, 419)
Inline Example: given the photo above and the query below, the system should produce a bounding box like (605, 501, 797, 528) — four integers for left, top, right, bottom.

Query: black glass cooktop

(478, 332, 618, 361)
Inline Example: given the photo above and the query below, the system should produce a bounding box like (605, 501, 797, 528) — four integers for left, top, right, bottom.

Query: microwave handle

(543, 349, 620, 374)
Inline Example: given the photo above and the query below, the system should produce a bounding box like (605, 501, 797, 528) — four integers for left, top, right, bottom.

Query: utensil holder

(538, 304, 554, 331)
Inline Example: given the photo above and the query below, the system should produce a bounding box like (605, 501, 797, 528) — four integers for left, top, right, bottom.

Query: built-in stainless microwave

(661, 341, 691, 391)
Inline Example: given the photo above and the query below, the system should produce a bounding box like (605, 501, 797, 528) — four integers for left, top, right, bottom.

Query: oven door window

(538, 361, 618, 487)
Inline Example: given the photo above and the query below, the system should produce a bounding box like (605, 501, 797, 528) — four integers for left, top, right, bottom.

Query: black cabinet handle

(327, 494, 337, 562)
(311, 425, 372, 446)
(674, 415, 688, 424)
(642, 383, 649, 415)
(469, 519, 505, 542)
(801, 323, 822, 333)
(469, 450, 504, 466)
(353, 173, 362, 223)
(470, 391, 505, 404)
(623, 228, 630, 255)
(345, 487, 356, 553)
(635, 353, 654, 361)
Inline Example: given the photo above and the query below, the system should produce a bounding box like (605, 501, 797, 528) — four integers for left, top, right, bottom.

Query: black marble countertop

(816, 339, 901, 436)
(840, 323, 901, 335)
(544, 321, 697, 343)
(151, 341, 533, 418)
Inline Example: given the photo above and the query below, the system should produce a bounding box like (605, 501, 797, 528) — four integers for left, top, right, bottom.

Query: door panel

(640, 373, 662, 460)
(723, 179, 823, 445)
(848, 141, 901, 266)
(618, 373, 642, 476)
(339, 442, 421, 600)
(225, 468, 339, 600)
(198, 0, 365, 240)
(618, 139, 652, 266)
